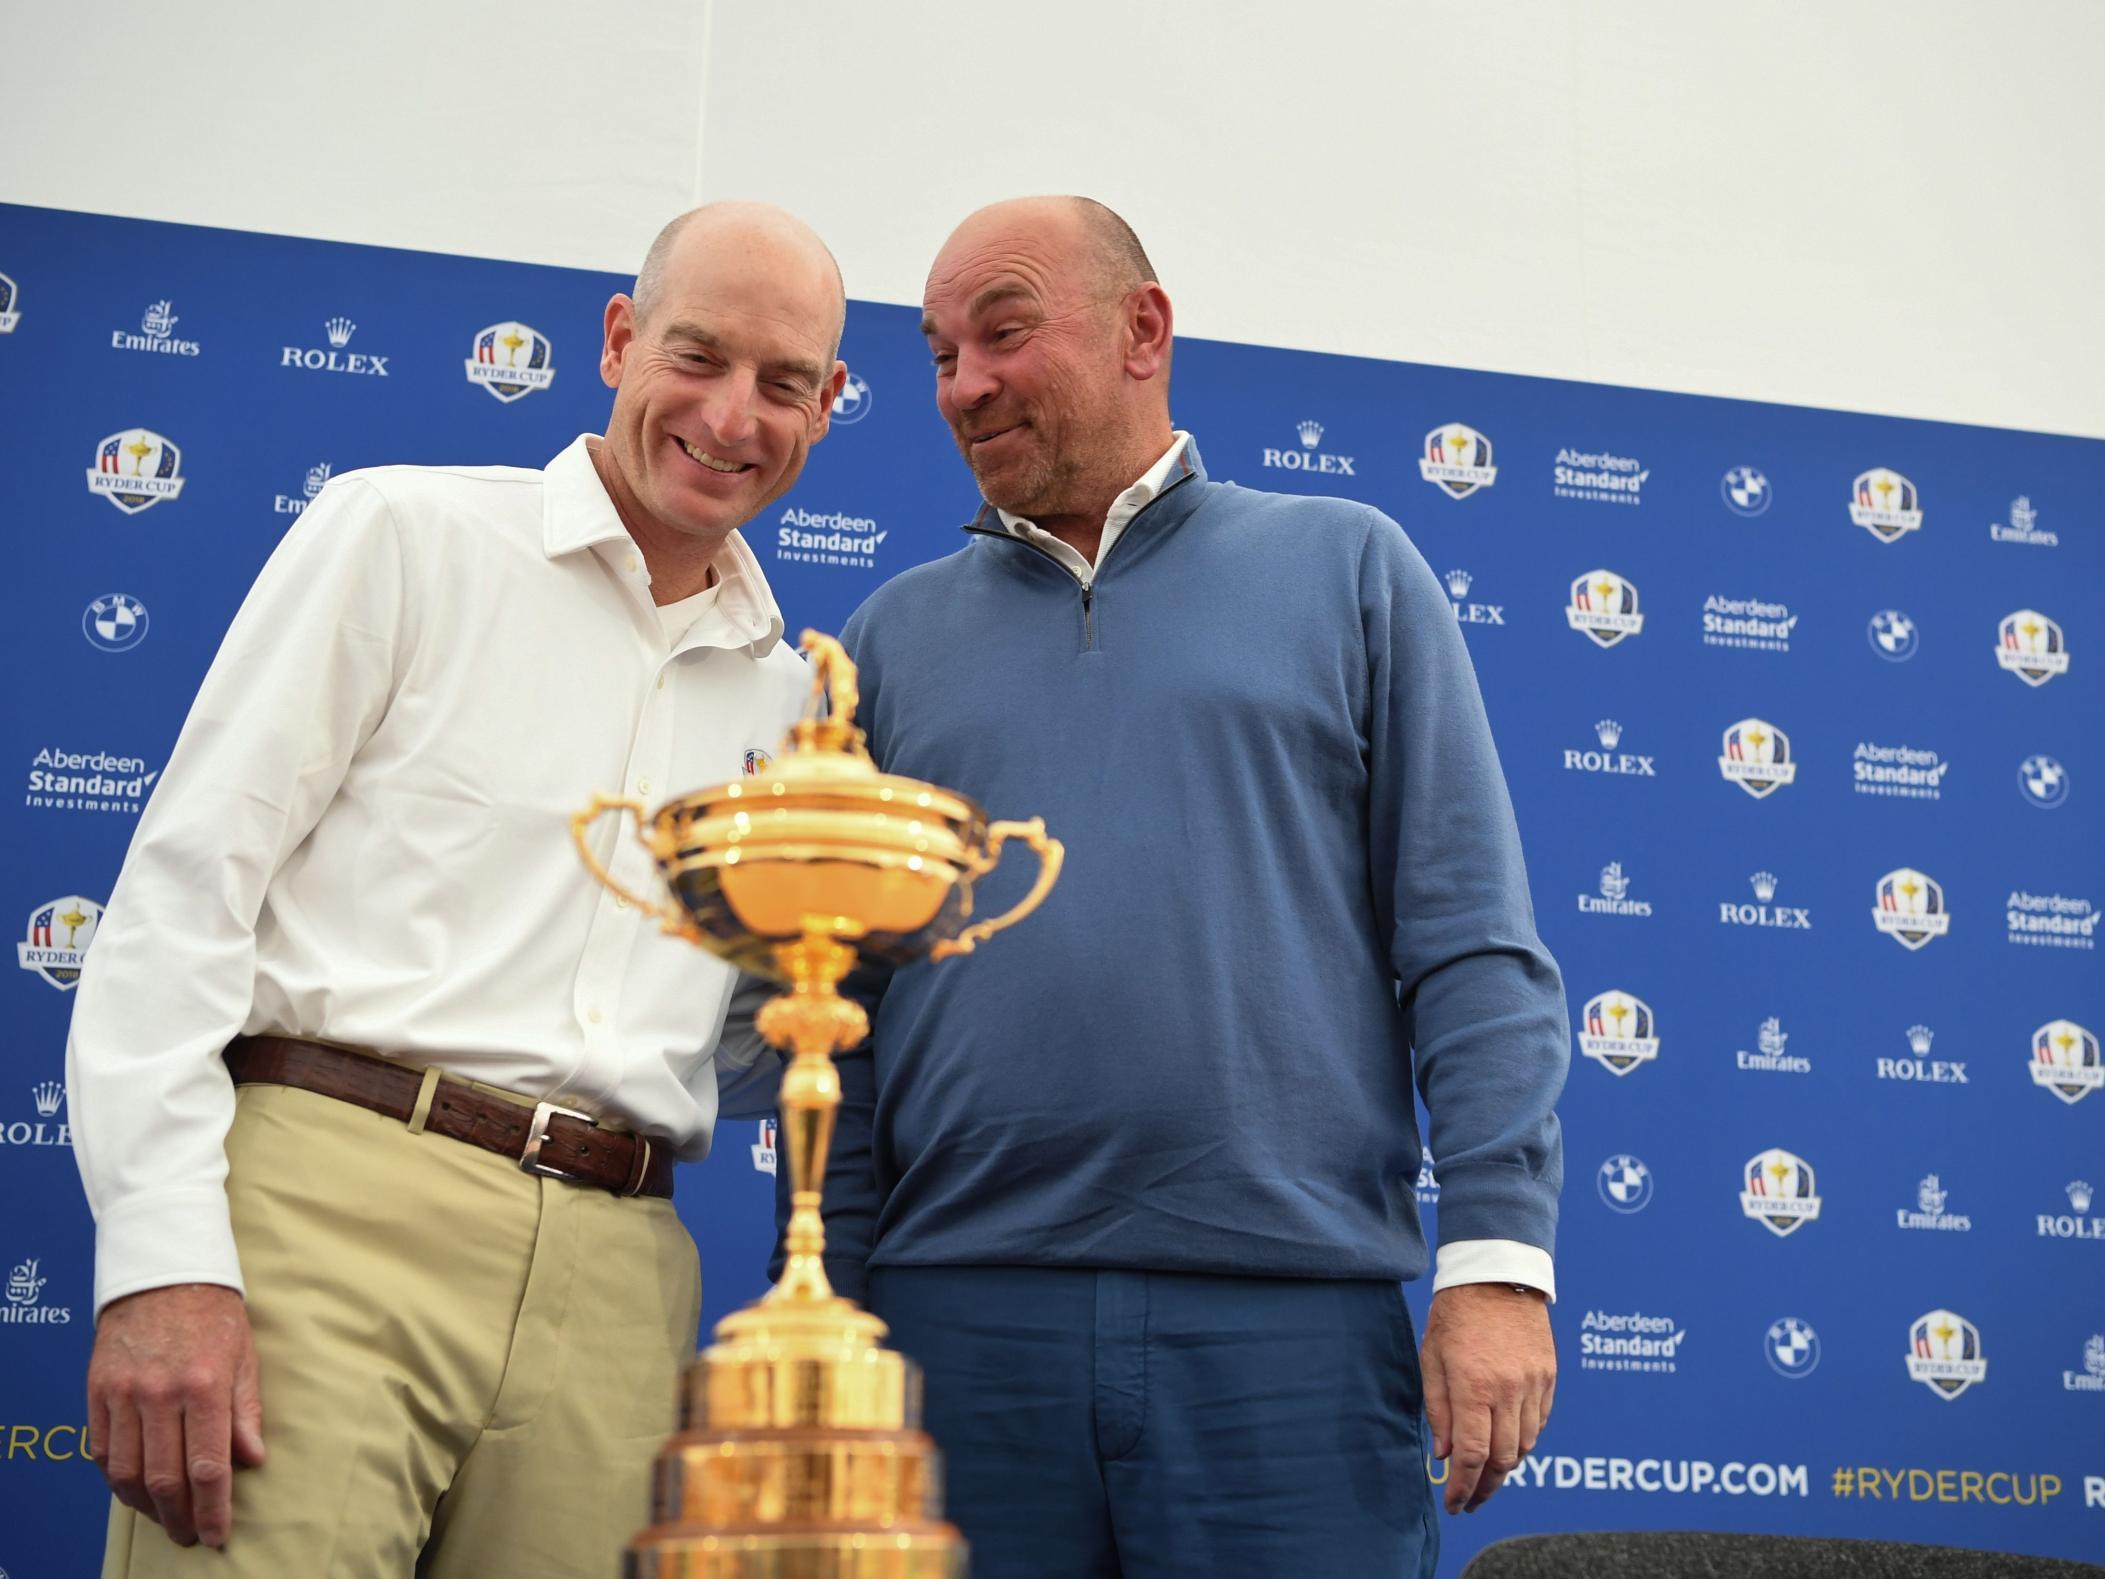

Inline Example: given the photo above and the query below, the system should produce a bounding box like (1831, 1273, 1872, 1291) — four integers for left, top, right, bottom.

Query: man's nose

(699, 370, 760, 448)
(946, 348, 999, 414)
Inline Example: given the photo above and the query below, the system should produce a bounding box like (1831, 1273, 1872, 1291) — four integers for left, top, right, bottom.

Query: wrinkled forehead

(922, 221, 1089, 333)
(659, 231, 842, 358)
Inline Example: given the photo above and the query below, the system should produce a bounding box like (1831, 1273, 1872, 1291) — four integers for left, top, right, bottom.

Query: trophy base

(625, 1523, 966, 1578)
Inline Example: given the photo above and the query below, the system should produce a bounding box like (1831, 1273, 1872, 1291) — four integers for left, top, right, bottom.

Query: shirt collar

(992, 430, 1197, 543)
(542, 434, 786, 658)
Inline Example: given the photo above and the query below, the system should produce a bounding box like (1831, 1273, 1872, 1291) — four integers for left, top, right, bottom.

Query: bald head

(935, 196, 1158, 304)
(634, 201, 847, 356)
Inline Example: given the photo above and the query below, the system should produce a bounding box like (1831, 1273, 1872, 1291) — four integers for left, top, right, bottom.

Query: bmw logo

(2019, 754, 2069, 810)
(1721, 465, 1772, 517)
(1868, 608, 1919, 663)
(1597, 1153, 1654, 1214)
(83, 592, 149, 653)
(831, 371, 872, 426)
(1765, 1316, 1820, 1378)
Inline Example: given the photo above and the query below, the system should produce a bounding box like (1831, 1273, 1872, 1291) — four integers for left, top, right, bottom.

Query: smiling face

(922, 200, 1170, 524)
(598, 208, 846, 551)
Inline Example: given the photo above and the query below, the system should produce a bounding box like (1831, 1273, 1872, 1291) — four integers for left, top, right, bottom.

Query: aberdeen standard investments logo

(18, 897, 101, 990)
(1741, 1148, 1821, 1236)
(777, 506, 887, 570)
(26, 745, 158, 814)
(2031, 1020, 2102, 1106)
(86, 429, 185, 514)
(2007, 891, 2096, 950)
(1262, 419, 1355, 476)
(1906, 1310, 1986, 1400)
(1566, 570, 1643, 648)
(1873, 869, 1949, 950)
(1419, 423, 1496, 499)
(1702, 595, 1796, 653)
(1578, 991, 1659, 1076)
(1579, 1308, 1685, 1373)
(465, 321, 555, 402)
(1854, 742, 1949, 801)
(1553, 447, 1647, 506)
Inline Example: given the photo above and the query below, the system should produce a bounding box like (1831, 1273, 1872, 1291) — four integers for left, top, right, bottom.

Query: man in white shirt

(68, 201, 847, 1575)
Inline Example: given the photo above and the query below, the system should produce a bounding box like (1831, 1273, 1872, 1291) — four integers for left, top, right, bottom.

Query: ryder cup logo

(1566, 570, 1644, 648)
(1419, 423, 1496, 499)
(1873, 868, 1950, 950)
(1721, 465, 1772, 517)
(86, 429, 186, 513)
(1766, 1317, 1820, 1378)
(1741, 1148, 1821, 1237)
(831, 372, 872, 425)
(17, 897, 102, 990)
(1850, 468, 1924, 543)
(1868, 608, 1919, 662)
(2031, 1019, 2102, 1106)
(465, 321, 556, 402)
(0, 271, 20, 333)
(1996, 610, 2069, 686)
(82, 594, 149, 653)
(1598, 1154, 1654, 1214)
(751, 1118, 778, 1175)
(2019, 755, 2069, 809)
(1906, 1310, 1986, 1400)
(1718, 719, 1796, 798)
(1578, 991, 1659, 1076)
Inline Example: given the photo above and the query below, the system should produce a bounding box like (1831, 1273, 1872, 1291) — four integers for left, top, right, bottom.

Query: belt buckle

(519, 1100, 593, 1180)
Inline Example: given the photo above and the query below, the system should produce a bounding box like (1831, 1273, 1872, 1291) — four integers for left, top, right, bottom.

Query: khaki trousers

(104, 1081, 702, 1579)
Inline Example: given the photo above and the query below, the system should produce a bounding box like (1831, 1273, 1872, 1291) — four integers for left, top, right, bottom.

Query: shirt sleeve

(1357, 512, 1569, 1267)
(713, 972, 786, 1121)
(65, 476, 408, 1318)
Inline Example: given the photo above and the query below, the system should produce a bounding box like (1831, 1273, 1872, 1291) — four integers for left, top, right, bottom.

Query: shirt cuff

(1432, 1238, 1556, 1302)
(93, 1187, 245, 1320)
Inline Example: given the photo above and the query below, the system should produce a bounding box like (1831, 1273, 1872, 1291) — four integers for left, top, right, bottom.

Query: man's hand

(1420, 1282, 1555, 1514)
(87, 1284, 265, 1549)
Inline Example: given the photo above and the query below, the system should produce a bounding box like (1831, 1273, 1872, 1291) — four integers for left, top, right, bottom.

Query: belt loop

(406, 1066, 443, 1136)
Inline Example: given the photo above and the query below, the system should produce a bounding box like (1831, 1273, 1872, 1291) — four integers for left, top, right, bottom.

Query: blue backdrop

(2, 203, 2100, 1574)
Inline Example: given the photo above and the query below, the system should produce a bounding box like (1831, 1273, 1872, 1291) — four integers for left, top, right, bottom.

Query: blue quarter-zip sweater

(794, 445, 1567, 1300)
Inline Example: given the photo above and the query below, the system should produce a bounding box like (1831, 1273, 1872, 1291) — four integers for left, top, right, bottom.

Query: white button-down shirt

(67, 436, 808, 1316)
(996, 430, 1554, 1302)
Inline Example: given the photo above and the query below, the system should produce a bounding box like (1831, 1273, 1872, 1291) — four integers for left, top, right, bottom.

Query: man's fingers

(1517, 1390, 1544, 1458)
(102, 1396, 150, 1517)
(1467, 1392, 1523, 1512)
(1420, 1340, 1452, 1462)
(185, 1389, 236, 1549)
(1443, 1403, 1490, 1514)
(140, 1390, 198, 1545)
(231, 1344, 267, 1468)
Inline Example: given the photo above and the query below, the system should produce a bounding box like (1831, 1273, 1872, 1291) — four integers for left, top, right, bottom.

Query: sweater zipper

(960, 467, 1196, 654)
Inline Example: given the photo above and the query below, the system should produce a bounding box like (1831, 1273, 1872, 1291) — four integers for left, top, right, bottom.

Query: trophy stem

(754, 917, 869, 1307)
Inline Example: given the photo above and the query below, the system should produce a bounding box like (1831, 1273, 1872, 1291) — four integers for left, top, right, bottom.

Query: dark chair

(1459, 1532, 2105, 1579)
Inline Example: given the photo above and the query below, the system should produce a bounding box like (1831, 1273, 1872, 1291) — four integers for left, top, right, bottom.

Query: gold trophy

(573, 631, 1063, 1577)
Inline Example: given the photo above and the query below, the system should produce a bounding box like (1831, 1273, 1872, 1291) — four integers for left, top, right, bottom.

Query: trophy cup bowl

(572, 632, 1062, 1578)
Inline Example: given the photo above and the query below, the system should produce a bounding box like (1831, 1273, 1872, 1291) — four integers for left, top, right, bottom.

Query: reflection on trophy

(574, 631, 1064, 1577)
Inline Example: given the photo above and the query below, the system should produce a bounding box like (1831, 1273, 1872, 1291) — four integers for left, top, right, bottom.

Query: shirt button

(626, 554, 639, 573)
(638, 779, 652, 795)
(614, 895, 630, 911)
(587, 1006, 604, 1025)
(656, 673, 666, 690)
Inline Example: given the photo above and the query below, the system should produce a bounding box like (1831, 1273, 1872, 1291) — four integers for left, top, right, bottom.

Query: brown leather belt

(225, 1035, 674, 1200)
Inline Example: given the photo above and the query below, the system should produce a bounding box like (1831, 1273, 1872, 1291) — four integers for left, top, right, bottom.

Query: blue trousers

(868, 1266, 1439, 1579)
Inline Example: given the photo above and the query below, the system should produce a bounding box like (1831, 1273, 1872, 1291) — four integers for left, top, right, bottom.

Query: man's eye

(931, 352, 956, 369)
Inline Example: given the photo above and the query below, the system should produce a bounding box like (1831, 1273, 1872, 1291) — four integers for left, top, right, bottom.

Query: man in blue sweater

(788, 196, 1567, 1577)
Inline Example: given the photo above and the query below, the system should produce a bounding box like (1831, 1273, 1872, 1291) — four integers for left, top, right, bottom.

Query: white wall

(8, 0, 2101, 437)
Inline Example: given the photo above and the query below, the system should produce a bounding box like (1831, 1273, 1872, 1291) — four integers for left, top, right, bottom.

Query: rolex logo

(1445, 568, 1473, 599)
(1297, 420, 1324, 449)
(2072, 1181, 2096, 1213)
(1908, 1025, 1934, 1056)
(325, 316, 357, 348)
(31, 1082, 62, 1117)
(1595, 719, 1623, 749)
(1750, 872, 1778, 902)
(1263, 420, 1353, 475)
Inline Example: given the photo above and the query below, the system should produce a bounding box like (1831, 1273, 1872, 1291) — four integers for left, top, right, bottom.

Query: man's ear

(601, 294, 638, 389)
(811, 361, 850, 442)
(1122, 284, 1173, 382)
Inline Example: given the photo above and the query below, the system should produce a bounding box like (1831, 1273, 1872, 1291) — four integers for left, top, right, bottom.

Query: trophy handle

(930, 818, 1065, 960)
(569, 793, 688, 936)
